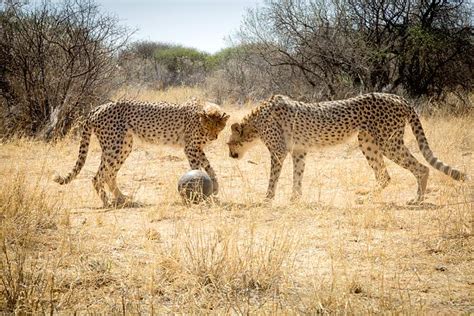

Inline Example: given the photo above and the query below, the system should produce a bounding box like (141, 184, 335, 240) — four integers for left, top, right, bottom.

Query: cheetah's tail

(408, 110, 467, 181)
(53, 123, 92, 185)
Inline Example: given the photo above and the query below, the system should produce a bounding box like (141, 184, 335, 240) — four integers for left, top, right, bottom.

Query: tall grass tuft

(0, 173, 61, 313)
(153, 225, 297, 313)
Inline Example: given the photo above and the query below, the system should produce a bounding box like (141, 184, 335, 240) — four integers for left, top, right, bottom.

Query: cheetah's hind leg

(106, 132, 134, 208)
(355, 131, 391, 197)
(92, 158, 110, 208)
(382, 134, 429, 205)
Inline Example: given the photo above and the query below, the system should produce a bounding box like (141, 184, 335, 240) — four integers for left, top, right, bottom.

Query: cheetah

(227, 93, 467, 203)
(54, 98, 229, 207)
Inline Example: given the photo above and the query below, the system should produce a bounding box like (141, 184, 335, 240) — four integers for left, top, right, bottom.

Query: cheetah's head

(227, 122, 258, 159)
(198, 102, 230, 141)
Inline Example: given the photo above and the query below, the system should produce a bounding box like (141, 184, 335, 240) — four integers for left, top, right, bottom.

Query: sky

(95, 0, 263, 53)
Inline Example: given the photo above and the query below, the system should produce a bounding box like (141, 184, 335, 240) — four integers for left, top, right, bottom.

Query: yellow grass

(0, 87, 473, 313)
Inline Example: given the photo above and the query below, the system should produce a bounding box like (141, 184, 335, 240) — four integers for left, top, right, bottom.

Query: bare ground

(0, 98, 472, 314)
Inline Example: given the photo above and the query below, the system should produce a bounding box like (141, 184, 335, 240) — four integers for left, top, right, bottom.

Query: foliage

(204, 44, 278, 103)
(154, 45, 209, 86)
(206, 46, 242, 69)
(118, 42, 210, 88)
(114, 0, 473, 105)
(154, 46, 208, 68)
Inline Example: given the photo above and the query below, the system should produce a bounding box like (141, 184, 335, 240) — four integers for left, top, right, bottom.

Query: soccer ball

(178, 170, 213, 203)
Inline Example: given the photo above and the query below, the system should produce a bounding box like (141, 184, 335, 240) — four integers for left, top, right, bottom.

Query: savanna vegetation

(1, 0, 473, 140)
(0, 0, 472, 314)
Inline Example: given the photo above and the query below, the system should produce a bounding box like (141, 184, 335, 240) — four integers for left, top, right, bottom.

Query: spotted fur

(55, 99, 229, 207)
(227, 93, 466, 203)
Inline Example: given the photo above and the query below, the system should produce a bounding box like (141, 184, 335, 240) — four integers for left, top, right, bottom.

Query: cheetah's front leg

(291, 150, 307, 201)
(266, 151, 288, 200)
(184, 146, 219, 194)
(196, 150, 219, 194)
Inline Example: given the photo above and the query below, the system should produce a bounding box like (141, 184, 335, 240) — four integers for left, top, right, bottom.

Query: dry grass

(0, 87, 473, 313)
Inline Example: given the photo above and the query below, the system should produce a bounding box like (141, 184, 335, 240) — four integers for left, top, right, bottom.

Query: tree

(348, 0, 473, 96)
(0, 0, 131, 139)
(205, 45, 282, 103)
(153, 45, 209, 86)
(117, 42, 209, 88)
(237, 0, 473, 99)
(117, 41, 172, 87)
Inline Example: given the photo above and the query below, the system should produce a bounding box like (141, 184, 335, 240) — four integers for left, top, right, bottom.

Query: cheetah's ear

(197, 111, 208, 125)
(221, 113, 230, 123)
(231, 123, 242, 135)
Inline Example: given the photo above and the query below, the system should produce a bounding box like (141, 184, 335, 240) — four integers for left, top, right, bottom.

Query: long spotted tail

(54, 123, 92, 185)
(408, 110, 466, 181)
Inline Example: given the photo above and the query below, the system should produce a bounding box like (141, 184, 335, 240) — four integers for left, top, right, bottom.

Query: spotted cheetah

(227, 93, 467, 203)
(55, 98, 229, 207)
